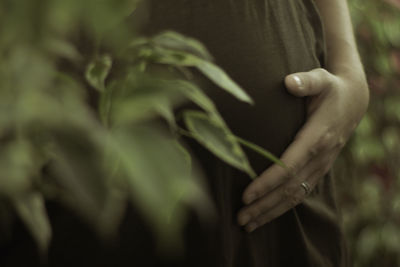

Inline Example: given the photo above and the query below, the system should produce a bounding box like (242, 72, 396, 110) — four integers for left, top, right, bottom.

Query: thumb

(285, 68, 334, 97)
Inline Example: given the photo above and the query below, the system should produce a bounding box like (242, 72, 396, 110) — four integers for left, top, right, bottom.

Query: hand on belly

(237, 67, 369, 232)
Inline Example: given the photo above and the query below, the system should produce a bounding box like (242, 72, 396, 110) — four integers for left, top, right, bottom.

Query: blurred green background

(0, 0, 399, 266)
(336, 0, 400, 266)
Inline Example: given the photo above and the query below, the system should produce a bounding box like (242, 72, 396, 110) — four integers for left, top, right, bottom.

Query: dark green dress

(135, 0, 349, 266)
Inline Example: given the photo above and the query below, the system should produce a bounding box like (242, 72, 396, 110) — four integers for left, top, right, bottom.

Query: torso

(133, 2, 346, 266)
(141, 0, 324, 172)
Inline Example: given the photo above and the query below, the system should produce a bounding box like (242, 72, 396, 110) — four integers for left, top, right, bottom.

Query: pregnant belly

(141, 0, 323, 173)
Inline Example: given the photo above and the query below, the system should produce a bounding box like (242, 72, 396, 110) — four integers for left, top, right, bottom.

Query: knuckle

(259, 180, 274, 194)
(284, 163, 299, 180)
(280, 185, 295, 201)
(308, 146, 318, 158)
(315, 68, 332, 86)
(314, 135, 332, 153)
(315, 68, 329, 76)
(337, 136, 346, 148)
(279, 188, 289, 202)
(322, 131, 334, 143)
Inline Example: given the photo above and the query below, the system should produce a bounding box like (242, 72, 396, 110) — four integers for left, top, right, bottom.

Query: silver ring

(301, 182, 311, 196)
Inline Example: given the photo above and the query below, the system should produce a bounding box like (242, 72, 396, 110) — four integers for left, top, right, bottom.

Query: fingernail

(238, 214, 251, 226)
(244, 193, 256, 204)
(292, 75, 304, 89)
(246, 222, 258, 233)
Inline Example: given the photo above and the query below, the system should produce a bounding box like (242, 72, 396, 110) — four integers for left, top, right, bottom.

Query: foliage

(0, 0, 282, 256)
(336, 1, 400, 266)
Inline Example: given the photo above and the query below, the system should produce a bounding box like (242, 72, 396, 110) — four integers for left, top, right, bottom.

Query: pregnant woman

(136, 0, 369, 266)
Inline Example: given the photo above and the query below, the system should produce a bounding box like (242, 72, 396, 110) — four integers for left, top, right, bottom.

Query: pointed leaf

(13, 193, 52, 253)
(136, 43, 253, 104)
(152, 31, 213, 61)
(233, 135, 286, 169)
(108, 124, 213, 249)
(183, 110, 256, 178)
(154, 48, 253, 104)
(195, 60, 253, 104)
(173, 80, 217, 114)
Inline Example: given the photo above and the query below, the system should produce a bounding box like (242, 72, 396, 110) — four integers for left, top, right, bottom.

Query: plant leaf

(152, 31, 213, 61)
(109, 77, 185, 127)
(13, 192, 52, 253)
(135, 41, 253, 104)
(154, 48, 253, 104)
(233, 135, 286, 169)
(85, 54, 112, 92)
(108, 124, 213, 249)
(173, 80, 217, 114)
(183, 110, 256, 178)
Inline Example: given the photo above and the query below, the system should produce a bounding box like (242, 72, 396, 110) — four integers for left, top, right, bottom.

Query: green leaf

(135, 40, 253, 104)
(0, 139, 35, 197)
(233, 135, 286, 169)
(13, 193, 52, 253)
(195, 60, 253, 104)
(183, 110, 256, 178)
(43, 38, 81, 61)
(85, 54, 112, 92)
(48, 127, 110, 224)
(154, 48, 253, 104)
(173, 80, 217, 114)
(109, 77, 186, 127)
(152, 31, 213, 61)
(109, 124, 213, 250)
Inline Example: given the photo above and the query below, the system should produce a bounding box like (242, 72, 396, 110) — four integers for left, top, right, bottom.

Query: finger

(238, 144, 330, 226)
(244, 148, 340, 231)
(241, 149, 308, 205)
(285, 68, 335, 97)
(242, 119, 324, 205)
(244, 163, 326, 232)
(244, 185, 305, 232)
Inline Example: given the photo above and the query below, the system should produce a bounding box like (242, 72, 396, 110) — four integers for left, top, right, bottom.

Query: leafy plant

(0, 0, 283, 256)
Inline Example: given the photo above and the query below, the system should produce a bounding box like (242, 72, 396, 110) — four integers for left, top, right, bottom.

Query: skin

(237, 0, 370, 232)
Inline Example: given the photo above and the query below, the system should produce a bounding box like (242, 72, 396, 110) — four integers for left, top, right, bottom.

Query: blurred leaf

(85, 54, 112, 92)
(152, 31, 213, 61)
(109, 76, 186, 127)
(47, 127, 110, 224)
(43, 38, 81, 61)
(358, 180, 382, 219)
(357, 226, 380, 263)
(183, 110, 256, 178)
(382, 127, 400, 151)
(0, 139, 36, 197)
(381, 223, 400, 252)
(13, 192, 52, 253)
(97, 188, 128, 239)
(109, 124, 212, 250)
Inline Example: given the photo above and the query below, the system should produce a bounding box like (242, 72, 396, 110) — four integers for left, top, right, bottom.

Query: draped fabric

(135, 1, 349, 266)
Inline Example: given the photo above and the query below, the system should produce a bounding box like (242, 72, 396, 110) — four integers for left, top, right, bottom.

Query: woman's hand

(237, 68, 369, 232)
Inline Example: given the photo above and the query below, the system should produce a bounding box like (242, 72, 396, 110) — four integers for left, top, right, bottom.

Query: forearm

(314, 0, 364, 78)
